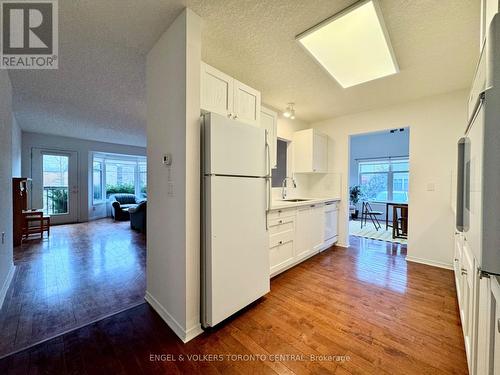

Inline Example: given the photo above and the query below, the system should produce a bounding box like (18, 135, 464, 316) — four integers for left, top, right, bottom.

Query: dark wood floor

(0, 235, 467, 374)
(0, 219, 146, 358)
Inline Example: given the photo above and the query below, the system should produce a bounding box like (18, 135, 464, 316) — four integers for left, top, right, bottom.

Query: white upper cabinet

(233, 80, 261, 127)
(201, 63, 233, 117)
(293, 129, 328, 173)
(260, 106, 278, 169)
(201, 62, 261, 127)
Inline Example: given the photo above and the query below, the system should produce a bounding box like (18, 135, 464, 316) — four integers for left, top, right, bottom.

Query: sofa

(129, 201, 147, 233)
(110, 194, 141, 221)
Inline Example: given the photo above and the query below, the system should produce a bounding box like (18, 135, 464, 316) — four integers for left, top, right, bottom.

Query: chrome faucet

(281, 177, 297, 199)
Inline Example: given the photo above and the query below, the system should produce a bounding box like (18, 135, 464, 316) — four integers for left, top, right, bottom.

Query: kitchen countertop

(270, 197, 341, 210)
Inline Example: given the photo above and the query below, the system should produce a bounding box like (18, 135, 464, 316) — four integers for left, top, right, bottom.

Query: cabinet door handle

(278, 220, 283, 224)
(278, 240, 283, 245)
(227, 113, 232, 118)
(233, 115, 238, 119)
(497, 319, 500, 333)
(310, 204, 316, 208)
(461, 268, 467, 275)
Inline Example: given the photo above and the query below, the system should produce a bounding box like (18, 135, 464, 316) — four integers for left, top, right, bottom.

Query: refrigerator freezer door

(203, 176, 269, 327)
(204, 112, 267, 177)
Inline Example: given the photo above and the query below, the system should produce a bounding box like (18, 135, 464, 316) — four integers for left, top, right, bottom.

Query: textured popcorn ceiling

(9, 0, 480, 147)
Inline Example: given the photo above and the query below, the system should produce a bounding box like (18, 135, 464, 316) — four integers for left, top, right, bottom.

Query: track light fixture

(283, 103, 296, 120)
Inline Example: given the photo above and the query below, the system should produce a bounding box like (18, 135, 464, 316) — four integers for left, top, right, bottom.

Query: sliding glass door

(31, 149, 78, 225)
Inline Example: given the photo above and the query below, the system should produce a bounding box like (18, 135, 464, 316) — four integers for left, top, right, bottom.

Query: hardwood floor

(0, 218, 146, 358)
(0, 235, 467, 374)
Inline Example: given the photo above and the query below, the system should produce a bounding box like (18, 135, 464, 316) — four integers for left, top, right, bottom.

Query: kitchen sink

(281, 199, 311, 202)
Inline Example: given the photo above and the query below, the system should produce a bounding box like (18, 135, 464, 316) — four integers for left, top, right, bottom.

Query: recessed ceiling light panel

(296, 0, 399, 88)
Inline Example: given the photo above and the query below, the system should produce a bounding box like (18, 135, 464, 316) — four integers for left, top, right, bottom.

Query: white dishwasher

(323, 201, 339, 249)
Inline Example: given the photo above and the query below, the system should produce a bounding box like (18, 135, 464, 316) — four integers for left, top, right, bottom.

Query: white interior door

(31, 148, 78, 225)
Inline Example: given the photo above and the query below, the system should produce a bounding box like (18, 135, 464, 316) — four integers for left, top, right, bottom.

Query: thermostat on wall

(162, 153, 172, 166)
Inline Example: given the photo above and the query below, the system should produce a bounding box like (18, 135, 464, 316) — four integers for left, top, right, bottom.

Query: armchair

(129, 201, 147, 233)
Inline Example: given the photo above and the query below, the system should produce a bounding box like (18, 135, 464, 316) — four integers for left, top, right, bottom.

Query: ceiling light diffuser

(296, 0, 399, 88)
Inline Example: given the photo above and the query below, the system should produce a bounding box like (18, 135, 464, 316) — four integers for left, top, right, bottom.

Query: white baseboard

(0, 264, 15, 309)
(335, 242, 349, 248)
(406, 256, 453, 270)
(144, 291, 203, 343)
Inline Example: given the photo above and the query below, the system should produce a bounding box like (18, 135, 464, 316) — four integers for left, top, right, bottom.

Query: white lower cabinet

(311, 204, 325, 252)
(295, 206, 313, 261)
(269, 216, 295, 276)
(268, 201, 337, 277)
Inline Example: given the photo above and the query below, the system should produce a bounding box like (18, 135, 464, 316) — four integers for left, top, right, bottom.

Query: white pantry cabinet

(201, 62, 261, 127)
(260, 106, 278, 169)
(293, 129, 328, 173)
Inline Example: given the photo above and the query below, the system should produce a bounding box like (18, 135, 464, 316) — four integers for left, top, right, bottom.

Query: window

(105, 160, 136, 197)
(43, 154, 69, 215)
(358, 158, 409, 202)
(139, 162, 147, 198)
(93, 160, 104, 203)
(91, 153, 147, 203)
(272, 139, 288, 187)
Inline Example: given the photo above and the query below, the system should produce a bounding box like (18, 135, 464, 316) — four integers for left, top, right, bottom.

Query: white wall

(11, 116, 21, 177)
(145, 8, 202, 342)
(22, 132, 146, 222)
(312, 89, 467, 268)
(0, 71, 15, 307)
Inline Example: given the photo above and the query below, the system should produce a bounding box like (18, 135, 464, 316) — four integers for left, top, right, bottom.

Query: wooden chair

(392, 205, 408, 239)
(22, 210, 50, 240)
(361, 201, 383, 231)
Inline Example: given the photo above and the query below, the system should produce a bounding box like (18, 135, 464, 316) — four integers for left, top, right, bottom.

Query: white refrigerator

(202, 112, 270, 328)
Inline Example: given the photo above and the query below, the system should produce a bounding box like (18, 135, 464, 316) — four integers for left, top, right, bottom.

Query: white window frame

(92, 153, 147, 205)
(92, 158, 105, 204)
(358, 157, 409, 202)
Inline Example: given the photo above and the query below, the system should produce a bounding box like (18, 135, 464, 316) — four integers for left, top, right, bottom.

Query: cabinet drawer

(270, 240, 294, 271)
(268, 208, 296, 221)
(269, 230, 294, 248)
(269, 217, 294, 235)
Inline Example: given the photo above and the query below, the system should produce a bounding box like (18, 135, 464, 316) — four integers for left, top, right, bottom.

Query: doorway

(31, 148, 78, 224)
(348, 128, 410, 245)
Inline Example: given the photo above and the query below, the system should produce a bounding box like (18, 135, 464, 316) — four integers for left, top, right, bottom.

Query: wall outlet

(426, 183, 435, 191)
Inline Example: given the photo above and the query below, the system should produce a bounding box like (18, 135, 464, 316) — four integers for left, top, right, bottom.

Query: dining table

(370, 200, 409, 230)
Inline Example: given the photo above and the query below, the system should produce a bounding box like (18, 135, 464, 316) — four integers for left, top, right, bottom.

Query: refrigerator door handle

(265, 130, 271, 231)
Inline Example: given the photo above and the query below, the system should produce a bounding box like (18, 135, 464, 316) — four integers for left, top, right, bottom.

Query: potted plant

(349, 185, 362, 220)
